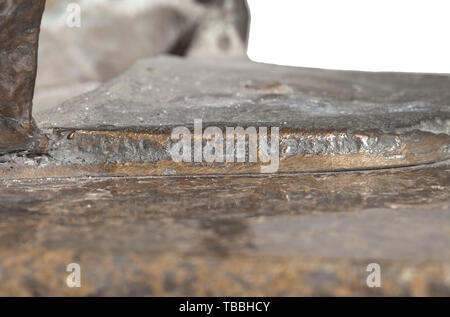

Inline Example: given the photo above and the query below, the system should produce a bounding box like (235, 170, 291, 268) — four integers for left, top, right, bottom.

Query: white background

(247, 0, 450, 73)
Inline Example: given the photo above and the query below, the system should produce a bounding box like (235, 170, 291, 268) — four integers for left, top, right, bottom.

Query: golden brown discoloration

(0, 249, 449, 296)
(0, 162, 449, 295)
(1, 127, 449, 179)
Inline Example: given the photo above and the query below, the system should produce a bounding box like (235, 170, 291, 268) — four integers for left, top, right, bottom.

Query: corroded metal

(1, 0, 448, 298)
(1, 7, 448, 178)
(0, 162, 449, 295)
(3, 56, 446, 179)
(1, 127, 449, 179)
(0, 0, 47, 154)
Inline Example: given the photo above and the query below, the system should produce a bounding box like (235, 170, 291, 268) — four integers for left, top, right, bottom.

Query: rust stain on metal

(1, 126, 449, 179)
(1, 249, 449, 296)
(0, 163, 449, 295)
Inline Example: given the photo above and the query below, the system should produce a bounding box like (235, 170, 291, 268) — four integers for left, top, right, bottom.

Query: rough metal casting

(0, 0, 47, 155)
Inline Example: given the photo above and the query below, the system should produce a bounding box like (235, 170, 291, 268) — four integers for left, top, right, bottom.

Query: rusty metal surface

(1, 127, 449, 179)
(3, 56, 446, 178)
(0, 0, 47, 155)
(0, 2, 449, 297)
(0, 162, 449, 296)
